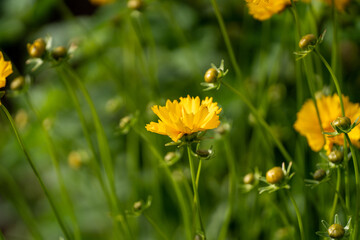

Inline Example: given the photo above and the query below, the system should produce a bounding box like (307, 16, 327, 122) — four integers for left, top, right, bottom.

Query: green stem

(195, 159, 202, 191)
(329, 167, 341, 222)
(187, 144, 206, 238)
(0, 231, 4, 240)
(209, 0, 242, 78)
(286, 190, 305, 240)
(222, 80, 293, 164)
(345, 134, 359, 240)
(331, 0, 339, 81)
(25, 93, 82, 240)
(144, 213, 168, 240)
(344, 137, 350, 211)
(0, 104, 72, 240)
(314, 49, 345, 116)
(135, 128, 192, 240)
(218, 138, 237, 240)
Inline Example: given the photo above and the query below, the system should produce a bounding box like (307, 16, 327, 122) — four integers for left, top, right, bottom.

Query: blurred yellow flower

(146, 95, 222, 142)
(89, 0, 114, 5)
(294, 94, 360, 153)
(245, 0, 291, 21)
(0, 51, 13, 89)
(323, 0, 350, 11)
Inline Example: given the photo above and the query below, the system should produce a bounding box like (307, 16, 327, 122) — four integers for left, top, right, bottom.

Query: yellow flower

(0, 51, 13, 89)
(323, 0, 350, 12)
(245, 0, 291, 21)
(146, 95, 222, 142)
(294, 94, 360, 153)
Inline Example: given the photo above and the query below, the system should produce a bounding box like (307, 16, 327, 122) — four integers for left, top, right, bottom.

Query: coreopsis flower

(322, 0, 350, 12)
(146, 95, 222, 142)
(294, 94, 360, 154)
(245, 0, 291, 21)
(0, 51, 13, 89)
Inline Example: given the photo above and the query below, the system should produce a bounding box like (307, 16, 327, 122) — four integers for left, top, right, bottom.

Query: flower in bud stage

(10, 76, 25, 91)
(327, 149, 344, 165)
(68, 151, 83, 170)
(51, 46, 67, 61)
(204, 68, 218, 83)
(299, 34, 317, 49)
(259, 162, 294, 194)
(243, 173, 255, 185)
(127, 0, 144, 10)
(316, 214, 351, 239)
(27, 38, 46, 58)
(266, 167, 284, 184)
(133, 201, 142, 211)
(328, 224, 345, 239)
(332, 117, 351, 133)
(313, 169, 326, 181)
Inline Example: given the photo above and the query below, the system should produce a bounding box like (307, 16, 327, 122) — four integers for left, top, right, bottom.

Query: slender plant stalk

(195, 159, 202, 191)
(286, 190, 305, 240)
(25, 93, 82, 240)
(344, 137, 350, 210)
(209, 0, 242, 78)
(329, 168, 341, 222)
(218, 138, 237, 240)
(0, 165, 43, 240)
(0, 104, 72, 240)
(0, 231, 4, 240)
(345, 134, 360, 240)
(221, 80, 294, 164)
(143, 213, 168, 240)
(331, 0, 339, 82)
(187, 144, 206, 238)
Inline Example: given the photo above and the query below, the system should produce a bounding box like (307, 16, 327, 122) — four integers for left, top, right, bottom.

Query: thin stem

(345, 134, 359, 240)
(329, 167, 341, 222)
(314, 49, 345, 116)
(0, 104, 72, 240)
(25, 93, 82, 240)
(195, 159, 202, 191)
(209, 0, 242, 78)
(187, 144, 206, 238)
(331, 0, 339, 81)
(222, 80, 294, 164)
(144, 213, 168, 240)
(344, 137, 350, 211)
(286, 190, 305, 240)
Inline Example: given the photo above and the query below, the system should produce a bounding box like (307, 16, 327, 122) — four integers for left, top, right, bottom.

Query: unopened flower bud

(194, 234, 205, 240)
(27, 38, 46, 58)
(332, 116, 351, 132)
(127, 0, 144, 10)
(299, 34, 316, 49)
(328, 150, 344, 164)
(51, 46, 67, 60)
(68, 151, 83, 170)
(164, 152, 176, 162)
(266, 167, 284, 184)
(133, 201, 142, 211)
(328, 223, 345, 239)
(15, 109, 28, 130)
(313, 169, 326, 181)
(204, 68, 218, 83)
(10, 76, 25, 91)
(243, 173, 255, 185)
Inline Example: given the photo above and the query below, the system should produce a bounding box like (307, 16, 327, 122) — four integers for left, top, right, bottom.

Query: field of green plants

(1, 0, 360, 239)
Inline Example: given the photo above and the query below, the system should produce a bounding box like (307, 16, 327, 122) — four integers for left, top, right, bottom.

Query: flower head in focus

(0, 51, 13, 89)
(245, 0, 291, 21)
(294, 94, 360, 154)
(146, 95, 222, 142)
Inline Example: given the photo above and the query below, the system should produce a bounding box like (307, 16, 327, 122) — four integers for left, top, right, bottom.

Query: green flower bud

(204, 68, 218, 83)
(51, 46, 67, 60)
(266, 167, 284, 184)
(313, 169, 326, 181)
(27, 38, 46, 58)
(243, 173, 255, 185)
(328, 223, 345, 239)
(164, 152, 176, 162)
(332, 116, 351, 132)
(133, 201, 142, 211)
(299, 34, 316, 49)
(127, 0, 144, 10)
(10, 76, 25, 91)
(194, 234, 205, 240)
(328, 150, 344, 164)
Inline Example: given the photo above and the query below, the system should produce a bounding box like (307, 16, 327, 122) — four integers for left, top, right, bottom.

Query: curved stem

(0, 104, 72, 240)
(329, 167, 341, 222)
(286, 190, 305, 240)
(314, 49, 345, 116)
(345, 134, 359, 240)
(187, 144, 206, 238)
(209, 0, 242, 78)
(222, 80, 294, 164)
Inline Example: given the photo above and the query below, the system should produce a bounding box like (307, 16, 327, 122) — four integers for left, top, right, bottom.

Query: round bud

(10, 76, 25, 91)
(127, 0, 144, 10)
(313, 169, 326, 181)
(243, 173, 255, 185)
(164, 152, 176, 162)
(196, 149, 210, 158)
(332, 116, 351, 132)
(68, 151, 82, 170)
(328, 223, 345, 239)
(194, 234, 204, 240)
(51, 46, 67, 60)
(328, 150, 344, 164)
(27, 38, 46, 58)
(204, 68, 218, 83)
(299, 34, 316, 49)
(133, 201, 142, 211)
(266, 167, 284, 184)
